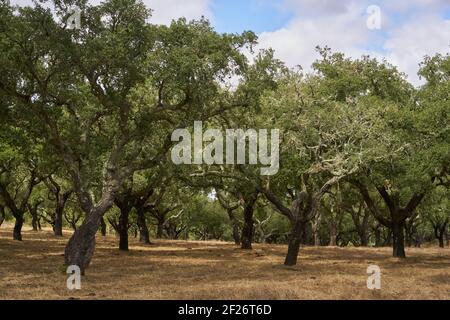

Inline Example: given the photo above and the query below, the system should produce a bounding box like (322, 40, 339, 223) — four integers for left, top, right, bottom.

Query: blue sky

(10, 0, 450, 85)
(211, 0, 295, 34)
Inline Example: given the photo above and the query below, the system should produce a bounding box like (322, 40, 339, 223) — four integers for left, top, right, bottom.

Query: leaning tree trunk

(137, 209, 151, 244)
(13, 214, 24, 241)
(285, 217, 303, 266)
(64, 212, 102, 275)
(392, 221, 406, 258)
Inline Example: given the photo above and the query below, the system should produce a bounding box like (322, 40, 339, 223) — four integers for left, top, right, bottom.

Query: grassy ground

(0, 223, 449, 300)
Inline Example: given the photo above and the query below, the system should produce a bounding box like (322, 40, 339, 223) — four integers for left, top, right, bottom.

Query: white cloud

(256, 2, 376, 72)
(141, 0, 212, 25)
(9, 0, 213, 25)
(255, 0, 450, 86)
(384, 15, 450, 84)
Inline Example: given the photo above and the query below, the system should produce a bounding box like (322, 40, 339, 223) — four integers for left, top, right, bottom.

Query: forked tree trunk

(392, 221, 405, 258)
(137, 209, 151, 244)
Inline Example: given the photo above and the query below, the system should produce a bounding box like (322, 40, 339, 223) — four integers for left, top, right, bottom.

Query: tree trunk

(227, 209, 240, 245)
(446, 229, 449, 246)
(156, 220, 164, 239)
(438, 234, 444, 248)
(118, 208, 130, 251)
(13, 215, 24, 241)
(137, 209, 151, 244)
(31, 214, 39, 231)
(232, 222, 240, 245)
(392, 222, 406, 258)
(360, 231, 369, 247)
(384, 229, 392, 246)
(374, 227, 382, 247)
(54, 208, 63, 236)
(285, 218, 303, 266)
(64, 213, 101, 275)
(0, 207, 5, 227)
(241, 206, 254, 250)
(100, 218, 107, 236)
(329, 222, 337, 246)
(312, 215, 321, 246)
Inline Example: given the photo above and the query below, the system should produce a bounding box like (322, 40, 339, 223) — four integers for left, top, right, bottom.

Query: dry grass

(0, 223, 449, 300)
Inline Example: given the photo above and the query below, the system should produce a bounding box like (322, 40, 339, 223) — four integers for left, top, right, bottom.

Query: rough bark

(64, 212, 102, 275)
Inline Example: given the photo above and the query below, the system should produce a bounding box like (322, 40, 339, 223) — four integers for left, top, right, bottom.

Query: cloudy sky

(11, 0, 450, 85)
